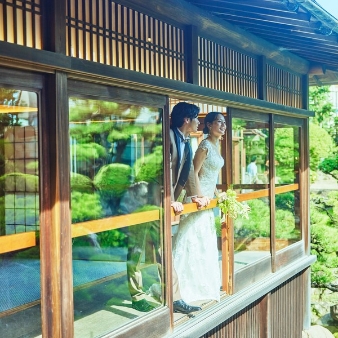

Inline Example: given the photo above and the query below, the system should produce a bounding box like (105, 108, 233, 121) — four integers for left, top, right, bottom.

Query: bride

(173, 112, 226, 303)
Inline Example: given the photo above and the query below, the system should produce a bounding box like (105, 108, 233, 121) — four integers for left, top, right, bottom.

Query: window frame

(227, 108, 308, 293)
(67, 80, 172, 335)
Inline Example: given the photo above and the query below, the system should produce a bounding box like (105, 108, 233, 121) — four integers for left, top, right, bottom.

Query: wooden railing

(0, 184, 299, 254)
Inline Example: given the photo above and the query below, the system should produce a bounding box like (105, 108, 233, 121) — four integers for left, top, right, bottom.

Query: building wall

(0, 1, 315, 337)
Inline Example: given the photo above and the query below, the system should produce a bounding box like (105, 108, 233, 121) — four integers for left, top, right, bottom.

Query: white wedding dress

(173, 139, 224, 303)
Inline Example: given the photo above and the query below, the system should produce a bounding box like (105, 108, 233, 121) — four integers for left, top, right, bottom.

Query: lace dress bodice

(198, 139, 224, 198)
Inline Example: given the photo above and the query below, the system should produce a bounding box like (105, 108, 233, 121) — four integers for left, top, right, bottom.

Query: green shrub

(97, 229, 128, 248)
(71, 191, 103, 223)
(94, 163, 132, 199)
(319, 156, 338, 174)
(0, 173, 38, 192)
(71, 172, 95, 193)
(275, 209, 299, 240)
(310, 223, 338, 287)
(71, 142, 106, 161)
(134, 146, 163, 183)
(275, 192, 294, 212)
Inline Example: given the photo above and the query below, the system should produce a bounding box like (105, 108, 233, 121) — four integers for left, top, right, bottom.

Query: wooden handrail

(71, 210, 160, 238)
(0, 183, 299, 253)
(0, 232, 36, 254)
(170, 183, 299, 218)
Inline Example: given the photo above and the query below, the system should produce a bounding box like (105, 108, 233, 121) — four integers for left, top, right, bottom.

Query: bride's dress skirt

(173, 208, 221, 303)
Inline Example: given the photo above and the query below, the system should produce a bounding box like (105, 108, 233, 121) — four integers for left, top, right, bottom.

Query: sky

(315, 0, 338, 20)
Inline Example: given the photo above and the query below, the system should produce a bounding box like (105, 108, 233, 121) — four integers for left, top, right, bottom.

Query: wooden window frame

(67, 80, 172, 335)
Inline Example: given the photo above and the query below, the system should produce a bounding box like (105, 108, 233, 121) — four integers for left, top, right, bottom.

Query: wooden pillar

(301, 74, 309, 110)
(184, 25, 199, 85)
(257, 55, 267, 101)
(42, 0, 66, 54)
(40, 71, 72, 338)
(224, 108, 234, 294)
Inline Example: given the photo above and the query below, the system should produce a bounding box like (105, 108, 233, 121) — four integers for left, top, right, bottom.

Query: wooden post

(40, 71, 73, 338)
(301, 74, 309, 110)
(184, 25, 199, 85)
(258, 55, 267, 101)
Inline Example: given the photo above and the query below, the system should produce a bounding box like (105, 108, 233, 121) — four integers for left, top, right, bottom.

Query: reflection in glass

(274, 124, 301, 249)
(0, 88, 41, 337)
(232, 118, 270, 270)
(69, 98, 164, 336)
(232, 118, 269, 187)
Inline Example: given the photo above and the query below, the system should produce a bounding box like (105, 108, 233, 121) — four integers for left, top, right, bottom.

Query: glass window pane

(232, 118, 270, 270)
(0, 88, 41, 337)
(69, 97, 164, 336)
(274, 124, 301, 249)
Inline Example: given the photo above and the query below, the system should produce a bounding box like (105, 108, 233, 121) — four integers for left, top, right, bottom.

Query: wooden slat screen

(198, 37, 258, 98)
(270, 272, 304, 337)
(66, 0, 185, 81)
(267, 64, 302, 108)
(0, 0, 42, 48)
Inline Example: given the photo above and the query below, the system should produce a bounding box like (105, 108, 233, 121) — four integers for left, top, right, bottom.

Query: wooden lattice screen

(0, 0, 42, 48)
(267, 64, 302, 108)
(198, 37, 258, 98)
(66, 0, 185, 81)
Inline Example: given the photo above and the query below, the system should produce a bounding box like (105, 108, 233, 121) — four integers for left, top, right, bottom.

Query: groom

(170, 102, 210, 314)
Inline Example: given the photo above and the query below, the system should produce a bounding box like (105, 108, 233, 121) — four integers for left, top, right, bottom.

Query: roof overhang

(182, 0, 338, 86)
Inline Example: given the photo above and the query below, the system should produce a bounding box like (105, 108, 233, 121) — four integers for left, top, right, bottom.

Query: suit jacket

(169, 128, 198, 201)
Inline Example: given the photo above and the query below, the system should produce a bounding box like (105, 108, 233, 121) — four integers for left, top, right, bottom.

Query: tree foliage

(309, 86, 333, 126)
(310, 192, 338, 287)
(310, 123, 334, 172)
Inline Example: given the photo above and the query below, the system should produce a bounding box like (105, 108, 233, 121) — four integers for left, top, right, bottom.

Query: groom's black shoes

(173, 299, 202, 314)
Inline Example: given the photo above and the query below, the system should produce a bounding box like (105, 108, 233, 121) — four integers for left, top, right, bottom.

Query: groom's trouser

(127, 220, 182, 302)
(127, 221, 161, 302)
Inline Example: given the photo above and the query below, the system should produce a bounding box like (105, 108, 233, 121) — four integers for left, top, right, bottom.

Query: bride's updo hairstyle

(203, 112, 223, 134)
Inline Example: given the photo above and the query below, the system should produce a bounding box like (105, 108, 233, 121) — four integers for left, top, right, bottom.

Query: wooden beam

(0, 41, 314, 118)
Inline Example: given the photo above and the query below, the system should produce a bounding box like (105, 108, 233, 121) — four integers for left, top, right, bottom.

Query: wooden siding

(201, 272, 305, 338)
(66, 0, 185, 80)
(267, 63, 302, 108)
(202, 299, 264, 337)
(270, 272, 304, 337)
(0, 0, 42, 49)
(198, 37, 258, 98)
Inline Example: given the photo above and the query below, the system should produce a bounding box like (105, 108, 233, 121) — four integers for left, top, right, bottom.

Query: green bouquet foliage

(216, 188, 250, 220)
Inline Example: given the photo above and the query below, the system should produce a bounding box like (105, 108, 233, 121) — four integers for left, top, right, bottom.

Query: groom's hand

(171, 201, 184, 214)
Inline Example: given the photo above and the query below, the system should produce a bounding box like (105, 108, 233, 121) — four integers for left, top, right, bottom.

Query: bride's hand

(192, 196, 210, 209)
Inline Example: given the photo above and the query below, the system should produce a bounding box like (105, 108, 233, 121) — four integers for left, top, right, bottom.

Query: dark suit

(169, 128, 198, 300)
(169, 128, 198, 202)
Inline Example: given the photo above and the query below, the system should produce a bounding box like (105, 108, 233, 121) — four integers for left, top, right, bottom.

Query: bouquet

(216, 188, 250, 221)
